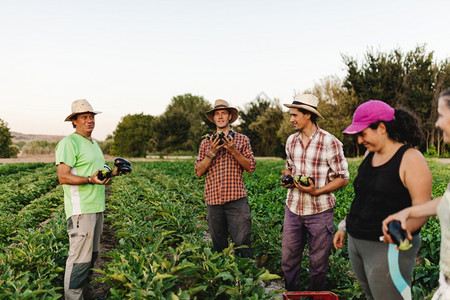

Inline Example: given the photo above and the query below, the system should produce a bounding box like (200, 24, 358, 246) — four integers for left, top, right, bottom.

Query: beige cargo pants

(64, 213, 103, 300)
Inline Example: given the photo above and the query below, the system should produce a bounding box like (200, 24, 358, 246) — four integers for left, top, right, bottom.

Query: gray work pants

(64, 213, 103, 300)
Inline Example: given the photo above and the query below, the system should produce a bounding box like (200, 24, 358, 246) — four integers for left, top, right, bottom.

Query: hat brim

(65, 111, 102, 122)
(342, 123, 368, 135)
(283, 104, 324, 119)
(206, 107, 239, 124)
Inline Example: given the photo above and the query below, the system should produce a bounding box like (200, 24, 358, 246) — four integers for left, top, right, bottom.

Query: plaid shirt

(285, 126, 349, 216)
(195, 132, 256, 205)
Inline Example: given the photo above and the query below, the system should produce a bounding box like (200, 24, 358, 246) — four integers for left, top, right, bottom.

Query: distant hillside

(11, 131, 65, 143)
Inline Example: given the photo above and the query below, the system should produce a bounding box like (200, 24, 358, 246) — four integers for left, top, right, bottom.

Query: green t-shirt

(55, 133, 106, 219)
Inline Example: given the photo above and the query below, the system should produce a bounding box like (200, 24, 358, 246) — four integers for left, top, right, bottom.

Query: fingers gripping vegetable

(97, 165, 112, 180)
(204, 130, 235, 145)
(114, 157, 132, 175)
(281, 174, 294, 185)
(388, 221, 412, 251)
(280, 174, 315, 186)
(298, 175, 315, 187)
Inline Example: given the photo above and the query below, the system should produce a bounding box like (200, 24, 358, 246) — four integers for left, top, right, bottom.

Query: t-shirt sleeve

(55, 138, 77, 168)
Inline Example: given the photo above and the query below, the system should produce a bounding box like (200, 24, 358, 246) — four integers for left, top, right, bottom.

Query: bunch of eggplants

(280, 174, 315, 186)
(97, 157, 132, 180)
(204, 130, 235, 145)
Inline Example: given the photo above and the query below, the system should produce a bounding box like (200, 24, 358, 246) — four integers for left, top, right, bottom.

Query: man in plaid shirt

(281, 94, 349, 291)
(195, 99, 256, 258)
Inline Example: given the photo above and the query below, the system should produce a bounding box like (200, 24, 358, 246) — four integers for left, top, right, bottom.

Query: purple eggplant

(388, 221, 412, 250)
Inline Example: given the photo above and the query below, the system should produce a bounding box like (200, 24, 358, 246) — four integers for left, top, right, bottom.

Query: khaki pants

(64, 213, 103, 300)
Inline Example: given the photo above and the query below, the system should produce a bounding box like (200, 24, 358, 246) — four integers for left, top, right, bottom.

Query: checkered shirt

(285, 127, 349, 216)
(195, 132, 256, 205)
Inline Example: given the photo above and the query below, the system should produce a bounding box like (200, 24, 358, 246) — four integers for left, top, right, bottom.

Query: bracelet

(338, 219, 347, 232)
(87, 176, 93, 184)
(206, 151, 216, 159)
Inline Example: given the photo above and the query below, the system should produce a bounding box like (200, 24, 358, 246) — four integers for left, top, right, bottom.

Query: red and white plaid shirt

(195, 132, 256, 205)
(285, 127, 349, 216)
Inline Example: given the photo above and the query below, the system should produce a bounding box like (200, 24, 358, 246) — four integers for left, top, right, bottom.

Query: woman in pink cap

(382, 88, 450, 300)
(333, 100, 432, 299)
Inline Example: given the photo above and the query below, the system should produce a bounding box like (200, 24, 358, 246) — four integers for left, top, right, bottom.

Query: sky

(1, 0, 449, 141)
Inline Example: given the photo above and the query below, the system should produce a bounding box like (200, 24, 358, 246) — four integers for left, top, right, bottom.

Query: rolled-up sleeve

(327, 138, 349, 180)
(194, 139, 208, 175)
(241, 136, 256, 173)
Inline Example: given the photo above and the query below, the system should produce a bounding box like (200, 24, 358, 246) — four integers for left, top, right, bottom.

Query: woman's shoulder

(401, 147, 429, 170)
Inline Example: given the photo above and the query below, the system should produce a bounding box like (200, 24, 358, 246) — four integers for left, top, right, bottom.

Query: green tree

(111, 113, 154, 157)
(248, 101, 285, 157)
(152, 94, 213, 153)
(0, 118, 19, 158)
(152, 111, 191, 152)
(343, 45, 449, 155)
(238, 97, 272, 156)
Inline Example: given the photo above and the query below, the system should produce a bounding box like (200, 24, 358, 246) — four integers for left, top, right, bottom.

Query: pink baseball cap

(343, 100, 395, 134)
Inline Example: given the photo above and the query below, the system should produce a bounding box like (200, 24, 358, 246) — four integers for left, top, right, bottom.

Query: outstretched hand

(381, 210, 412, 244)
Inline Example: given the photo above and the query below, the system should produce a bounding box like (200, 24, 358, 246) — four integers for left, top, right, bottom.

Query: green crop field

(0, 159, 447, 299)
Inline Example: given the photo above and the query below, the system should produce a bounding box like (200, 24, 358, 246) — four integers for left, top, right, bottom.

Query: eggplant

(298, 175, 315, 187)
(210, 130, 235, 145)
(117, 164, 132, 175)
(388, 221, 412, 250)
(97, 165, 112, 180)
(114, 157, 132, 175)
(114, 157, 131, 167)
(281, 174, 294, 185)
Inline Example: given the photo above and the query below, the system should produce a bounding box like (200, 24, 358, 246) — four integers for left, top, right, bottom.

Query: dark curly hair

(368, 108, 424, 147)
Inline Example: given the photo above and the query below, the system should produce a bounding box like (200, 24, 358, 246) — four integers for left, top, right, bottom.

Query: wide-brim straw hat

(283, 94, 324, 119)
(65, 99, 102, 122)
(205, 99, 239, 123)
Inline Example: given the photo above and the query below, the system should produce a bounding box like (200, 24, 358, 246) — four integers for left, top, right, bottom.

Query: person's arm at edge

(400, 148, 432, 233)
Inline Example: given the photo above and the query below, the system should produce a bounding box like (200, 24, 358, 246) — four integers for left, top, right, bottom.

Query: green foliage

(152, 94, 214, 153)
(97, 161, 281, 299)
(0, 118, 19, 158)
(112, 113, 155, 157)
(238, 97, 272, 156)
(342, 45, 449, 156)
(99, 134, 114, 155)
(248, 102, 285, 157)
(0, 159, 447, 298)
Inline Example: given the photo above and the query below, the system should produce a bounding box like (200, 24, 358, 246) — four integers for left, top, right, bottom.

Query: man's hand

(280, 169, 295, 189)
(222, 135, 236, 153)
(293, 178, 317, 195)
(91, 170, 111, 185)
(333, 230, 346, 250)
(209, 135, 223, 155)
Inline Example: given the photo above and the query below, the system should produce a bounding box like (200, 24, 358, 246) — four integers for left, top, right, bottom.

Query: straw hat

(205, 99, 239, 123)
(283, 94, 323, 119)
(64, 99, 101, 122)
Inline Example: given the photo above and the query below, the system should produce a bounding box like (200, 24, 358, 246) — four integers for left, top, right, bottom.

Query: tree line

(0, 46, 448, 158)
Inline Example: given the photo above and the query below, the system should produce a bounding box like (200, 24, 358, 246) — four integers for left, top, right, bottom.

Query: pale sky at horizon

(1, 0, 449, 141)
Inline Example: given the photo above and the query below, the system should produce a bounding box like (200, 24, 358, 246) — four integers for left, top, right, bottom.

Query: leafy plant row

(95, 161, 281, 299)
(0, 159, 446, 299)
(0, 164, 59, 214)
(0, 207, 68, 299)
(0, 162, 46, 176)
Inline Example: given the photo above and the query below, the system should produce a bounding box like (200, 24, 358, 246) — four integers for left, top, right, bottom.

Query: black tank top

(347, 145, 417, 241)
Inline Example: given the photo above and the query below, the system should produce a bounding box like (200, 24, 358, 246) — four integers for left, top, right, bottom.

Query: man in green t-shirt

(56, 99, 117, 299)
